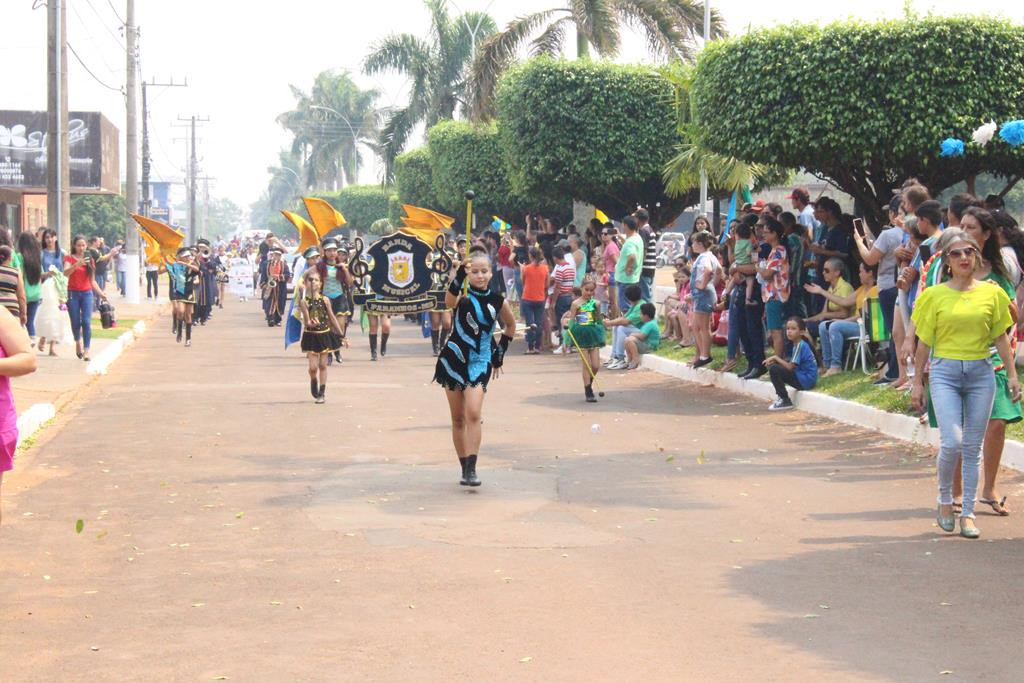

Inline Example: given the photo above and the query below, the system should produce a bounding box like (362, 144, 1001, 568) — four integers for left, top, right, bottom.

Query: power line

(67, 41, 124, 93)
(67, 1, 122, 77)
(82, 0, 125, 46)
(105, 0, 126, 25)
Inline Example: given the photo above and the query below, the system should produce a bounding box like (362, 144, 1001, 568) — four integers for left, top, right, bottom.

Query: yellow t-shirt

(826, 278, 855, 312)
(911, 282, 1013, 360)
(856, 285, 879, 314)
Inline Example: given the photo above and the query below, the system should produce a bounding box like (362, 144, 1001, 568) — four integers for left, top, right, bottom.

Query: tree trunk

(576, 31, 590, 59)
(966, 174, 977, 196)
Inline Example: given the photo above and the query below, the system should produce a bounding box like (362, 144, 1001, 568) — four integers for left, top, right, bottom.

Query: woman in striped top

(0, 246, 26, 325)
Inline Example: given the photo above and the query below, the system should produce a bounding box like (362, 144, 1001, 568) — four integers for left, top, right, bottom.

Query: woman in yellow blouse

(911, 231, 1019, 538)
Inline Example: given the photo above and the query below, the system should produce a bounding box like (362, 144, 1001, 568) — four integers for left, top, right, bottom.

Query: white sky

(4, 0, 1022, 215)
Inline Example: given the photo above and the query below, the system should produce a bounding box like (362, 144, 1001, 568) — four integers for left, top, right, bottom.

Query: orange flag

(402, 204, 454, 229)
(302, 197, 347, 237)
(136, 227, 164, 265)
(281, 210, 320, 254)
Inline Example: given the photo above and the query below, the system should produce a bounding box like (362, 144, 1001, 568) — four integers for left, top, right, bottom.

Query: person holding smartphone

(63, 235, 108, 361)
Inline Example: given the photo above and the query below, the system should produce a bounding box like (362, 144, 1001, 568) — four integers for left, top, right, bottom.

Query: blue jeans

(521, 299, 545, 351)
(68, 289, 94, 348)
(117, 270, 126, 295)
(929, 357, 996, 519)
(818, 319, 859, 369)
(617, 282, 637, 311)
(513, 270, 524, 300)
(727, 287, 742, 360)
(555, 294, 573, 344)
(878, 286, 899, 379)
(25, 299, 40, 337)
(640, 274, 654, 302)
(731, 290, 764, 371)
(612, 325, 640, 359)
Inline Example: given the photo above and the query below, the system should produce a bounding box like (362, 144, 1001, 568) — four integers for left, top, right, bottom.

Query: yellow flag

(402, 204, 455, 229)
(137, 228, 163, 265)
(281, 210, 320, 254)
(595, 208, 610, 223)
(302, 197, 346, 236)
(132, 214, 185, 256)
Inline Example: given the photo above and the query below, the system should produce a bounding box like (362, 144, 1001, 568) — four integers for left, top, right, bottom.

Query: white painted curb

(86, 319, 147, 376)
(16, 403, 56, 447)
(602, 347, 1024, 474)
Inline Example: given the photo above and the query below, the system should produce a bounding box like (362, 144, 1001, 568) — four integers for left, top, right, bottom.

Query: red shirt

(65, 255, 93, 292)
(497, 245, 512, 268)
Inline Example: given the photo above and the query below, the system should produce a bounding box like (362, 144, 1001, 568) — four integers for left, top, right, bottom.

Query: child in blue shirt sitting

(765, 316, 818, 411)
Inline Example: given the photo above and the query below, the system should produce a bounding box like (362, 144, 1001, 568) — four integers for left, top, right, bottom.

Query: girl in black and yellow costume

(317, 239, 354, 363)
(167, 247, 200, 347)
(299, 268, 344, 404)
(433, 246, 516, 486)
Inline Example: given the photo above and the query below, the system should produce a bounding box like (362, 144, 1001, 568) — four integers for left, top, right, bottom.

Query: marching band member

(260, 247, 289, 327)
(318, 239, 354, 363)
(434, 245, 516, 487)
(298, 268, 344, 404)
(167, 247, 200, 347)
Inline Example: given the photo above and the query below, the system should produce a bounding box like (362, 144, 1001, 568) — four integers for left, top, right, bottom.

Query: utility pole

(47, 0, 70, 247)
(174, 115, 209, 243)
(141, 78, 186, 217)
(123, 0, 141, 303)
(698, 0, 712, 222)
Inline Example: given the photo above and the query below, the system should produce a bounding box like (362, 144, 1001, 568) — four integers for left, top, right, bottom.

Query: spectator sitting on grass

(603, 284, 643, 370)
(623, 303, 661, 370)
(765, 317, 818, 412)
(805, 261, 879, 377)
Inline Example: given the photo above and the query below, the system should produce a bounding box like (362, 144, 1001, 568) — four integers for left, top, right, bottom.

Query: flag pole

(463, 190, 475, 293)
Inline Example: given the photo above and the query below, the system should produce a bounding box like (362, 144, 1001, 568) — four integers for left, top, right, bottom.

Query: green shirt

(638, 319, 661, 349)
(11, 252, 40, 303)
(615, 234, 644, 284)
(625, 302, 644, 327)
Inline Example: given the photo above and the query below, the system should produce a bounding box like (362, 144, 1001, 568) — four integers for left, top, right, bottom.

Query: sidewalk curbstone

(16, 403, 56, 448)
(602, 347, 1024, 474)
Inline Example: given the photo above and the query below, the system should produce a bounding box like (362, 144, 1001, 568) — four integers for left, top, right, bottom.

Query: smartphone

(853, 218, 873, 248)
(918, 244, 932, 264)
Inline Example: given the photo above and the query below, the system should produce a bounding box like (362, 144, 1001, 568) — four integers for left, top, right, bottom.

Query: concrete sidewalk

(13, 297, 167, 414)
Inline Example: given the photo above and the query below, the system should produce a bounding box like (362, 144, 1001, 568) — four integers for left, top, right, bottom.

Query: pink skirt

(0, 428, 16, 473)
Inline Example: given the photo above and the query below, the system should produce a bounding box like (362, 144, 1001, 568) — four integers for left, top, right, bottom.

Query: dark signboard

(350, 232, 452, 314)
(0, 110, 111, 190)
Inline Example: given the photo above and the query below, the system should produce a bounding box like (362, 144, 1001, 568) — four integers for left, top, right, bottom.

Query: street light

(446, 0, 499, 58)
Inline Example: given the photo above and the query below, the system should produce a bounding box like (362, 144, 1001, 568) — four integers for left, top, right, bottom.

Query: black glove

(492, 333, 512, 369)
(447, 263, 468, 295)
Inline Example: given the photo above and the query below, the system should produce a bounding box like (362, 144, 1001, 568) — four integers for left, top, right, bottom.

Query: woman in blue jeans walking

(63, 235, 108, 362)
(911, 233, 1018, 539)
(519, 247, 548, 354)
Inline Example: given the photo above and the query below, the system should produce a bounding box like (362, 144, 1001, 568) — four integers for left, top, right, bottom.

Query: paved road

(2, 300, 1023, 681)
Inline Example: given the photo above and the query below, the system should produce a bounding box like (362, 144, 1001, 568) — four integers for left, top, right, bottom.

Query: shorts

(328, 296, 351, 317)
(692, 287, 715, 314)
(765, 299, 786, 330)
(635, 340, 654, 355)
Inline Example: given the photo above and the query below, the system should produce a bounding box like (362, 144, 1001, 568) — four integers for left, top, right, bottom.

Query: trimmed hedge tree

(394, 147, 438, 211)
(497, 58, 685, 224)
(693, 17, 1024, 227)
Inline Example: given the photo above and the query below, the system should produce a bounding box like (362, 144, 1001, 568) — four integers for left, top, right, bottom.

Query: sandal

(979, 496, 1009, 516)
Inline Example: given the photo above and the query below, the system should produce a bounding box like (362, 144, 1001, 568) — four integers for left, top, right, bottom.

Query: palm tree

(661, 63, 784, 198)
(469, 0, 724, 121)
(363, 0, 496, 184)
(277, 70, 382, 191)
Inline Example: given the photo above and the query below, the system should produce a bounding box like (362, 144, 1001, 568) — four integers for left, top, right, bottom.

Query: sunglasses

(946, 247, 977, 259)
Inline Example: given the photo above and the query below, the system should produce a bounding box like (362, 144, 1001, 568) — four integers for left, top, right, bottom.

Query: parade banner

(349, 233, 451, 314)
(227, 257, 255, 298)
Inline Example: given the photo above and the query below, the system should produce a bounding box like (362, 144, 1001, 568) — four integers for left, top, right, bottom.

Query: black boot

(459, 456, 470, 485)
(185, 323, 192, 347)
(380, 332, 389, 357)
(310, 377, 319, 399)
(464, 454, 481, 487)
(334, 350, 342, 363)
(431, 329, 439, 356)
(369, 333, 378, 361)
(316, 384, 326, 404)
(175, 319, 183, 343)
(585, 384, 597, 403)
(438, 328, 449, 350)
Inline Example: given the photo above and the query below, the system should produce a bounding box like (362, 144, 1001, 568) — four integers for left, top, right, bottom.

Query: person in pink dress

(0, 305, 38, 525)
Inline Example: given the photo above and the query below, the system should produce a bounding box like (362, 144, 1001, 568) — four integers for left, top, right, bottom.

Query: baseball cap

(751, 199, 767, 214)
(785, 188, 810, 202)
